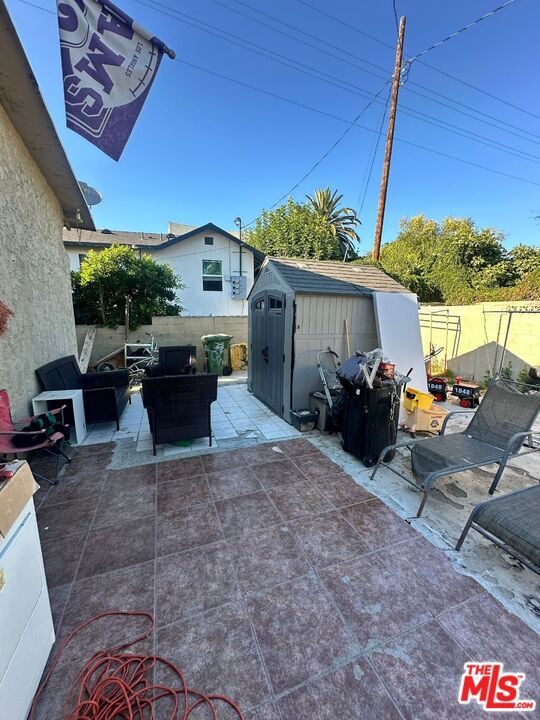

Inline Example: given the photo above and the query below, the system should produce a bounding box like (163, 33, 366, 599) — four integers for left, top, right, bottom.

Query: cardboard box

(0, 461, 39, 539)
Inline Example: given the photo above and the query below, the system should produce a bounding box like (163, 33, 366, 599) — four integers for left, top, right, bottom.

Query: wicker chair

(145, 345, 197, 377)
(141, 374, 218, 455)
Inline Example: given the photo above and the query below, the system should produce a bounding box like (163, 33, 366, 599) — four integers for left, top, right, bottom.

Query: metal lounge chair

(370, 378, 540, 517)
(0, 389, 71, 485)
(456, 484, 540, 575)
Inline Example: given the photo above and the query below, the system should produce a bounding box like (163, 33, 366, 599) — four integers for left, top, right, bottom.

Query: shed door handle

(262, 346, 269, 363)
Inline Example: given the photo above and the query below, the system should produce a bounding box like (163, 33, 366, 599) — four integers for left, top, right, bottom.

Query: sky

(6, 0, 540, 251)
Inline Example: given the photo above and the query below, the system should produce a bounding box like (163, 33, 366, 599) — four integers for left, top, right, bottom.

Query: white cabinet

(0, 499, 54, 720)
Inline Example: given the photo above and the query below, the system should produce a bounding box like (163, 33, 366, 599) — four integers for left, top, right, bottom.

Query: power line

(242, 81, 391, 227)
(20, 0, 540, 165)
(297, 0, 540, 122)
(405, 0, 517, 65)
(133, 0, 540, 162)
(392, 0, 399, 35)
(18, 0, 540, 191)
(207, 0, 540, 145)
(176, 58, 540, 188)
(358, 89, 391, 213)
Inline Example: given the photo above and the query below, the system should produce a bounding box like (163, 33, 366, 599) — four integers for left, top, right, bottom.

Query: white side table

(32, 389, 87, 445)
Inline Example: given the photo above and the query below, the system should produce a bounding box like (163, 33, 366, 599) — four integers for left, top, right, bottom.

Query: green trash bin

(201, 334, 233, 375)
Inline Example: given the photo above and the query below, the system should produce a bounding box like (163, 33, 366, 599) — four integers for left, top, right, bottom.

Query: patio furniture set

(1, 358, 539, 574)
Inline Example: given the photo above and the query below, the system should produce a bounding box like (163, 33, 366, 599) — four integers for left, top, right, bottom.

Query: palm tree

(306, 187, 360, 259)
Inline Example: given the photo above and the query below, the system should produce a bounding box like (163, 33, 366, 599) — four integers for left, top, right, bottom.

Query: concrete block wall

(420, 301, 540, 382)
(76, 316, 248, 371)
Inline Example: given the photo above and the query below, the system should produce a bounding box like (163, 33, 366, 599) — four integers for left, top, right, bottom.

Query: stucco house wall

(0, 103, 78, 416)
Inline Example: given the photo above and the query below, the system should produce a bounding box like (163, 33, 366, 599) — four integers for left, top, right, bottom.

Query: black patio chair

(370, 378, 540, 517)
(456, 484, 540, 575)
(141, 374, 218, 455)
(145, 345, 197, 377)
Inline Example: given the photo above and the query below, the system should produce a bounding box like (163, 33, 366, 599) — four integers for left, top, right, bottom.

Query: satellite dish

(79, 180, 103, 207)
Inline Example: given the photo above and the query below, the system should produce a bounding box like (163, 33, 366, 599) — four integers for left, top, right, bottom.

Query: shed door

(250, 291, 285, 415)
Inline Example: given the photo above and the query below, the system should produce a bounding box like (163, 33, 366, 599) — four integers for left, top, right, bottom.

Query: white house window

(202, 259, 223, 291)
(78, 253, 87, 267)
(204, 236, 214, 245)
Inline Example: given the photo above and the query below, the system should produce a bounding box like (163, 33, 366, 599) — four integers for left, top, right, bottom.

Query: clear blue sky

(6, 0, 540, 250)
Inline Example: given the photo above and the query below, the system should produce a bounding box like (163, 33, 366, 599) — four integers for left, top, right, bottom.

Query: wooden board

(78, 326, 96, 373)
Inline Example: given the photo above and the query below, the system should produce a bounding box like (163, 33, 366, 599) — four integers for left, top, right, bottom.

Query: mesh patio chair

(0, 389, 71, 485)
(456, 484, 540, 575)
(370, 378, 540, 517)
(141, 374, 218, 455)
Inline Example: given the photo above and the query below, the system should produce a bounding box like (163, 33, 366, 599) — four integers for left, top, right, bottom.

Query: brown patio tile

(251, 458, 306, 490)
(41, 472, 105, 507)
(37, 495, 97, 540)
(292, 452, 343, 479)
(41, 532, 86, 587)
(62, 560, 155, 632)
(48, 584, 70, 630)
(276, 438, 320, 458)
(438, 593, 540, 703)
(278, 658, 402, 720)
(379, 537, 483, 615)
(320, 555, 431, 652)
(228, 524, 310, 593)
(157, 602, 270, 712)
(340, 498, 418, 550)
(215, 491, 281, 538)
(54, 610, 154, 664)
(201, 448, 248, 473)
(157, 456, 204, 482)
(105, 463, 156, 488)
(245, 703, 281, 720)
(290, 510, 368, 569)
(311, 472, 375, 508)
(157, 475, 210, 513)
(156, 541, 241, 627)
(156, 503, 223, 556)
(370, 620, 485, 720)
(267, 480, 333, 520)
(93, 482, 156, 529)
(61, 452, 111, 478)
(77, 515, 155, 579)
(247, 574, 358, 695)
(241, 443, 287, 465)
(206, 466, 263, 501)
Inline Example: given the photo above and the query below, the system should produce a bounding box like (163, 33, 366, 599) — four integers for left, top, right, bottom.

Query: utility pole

(373, 15, 406, 260)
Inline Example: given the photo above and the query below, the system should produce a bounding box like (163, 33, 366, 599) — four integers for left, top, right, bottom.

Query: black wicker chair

(141, 374, 218, 455)
(145, 345, 197, 377)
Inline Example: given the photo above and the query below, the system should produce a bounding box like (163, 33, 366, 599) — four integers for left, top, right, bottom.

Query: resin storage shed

(248, 257, 410, 421)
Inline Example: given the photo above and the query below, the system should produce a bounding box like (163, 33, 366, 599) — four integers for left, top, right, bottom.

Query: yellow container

(230, 342, 248, 370)
(403, 387, 434, 412)
(400, 405, 449, 436)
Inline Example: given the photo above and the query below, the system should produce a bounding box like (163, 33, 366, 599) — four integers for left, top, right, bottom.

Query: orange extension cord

(29, 611, 245, 720)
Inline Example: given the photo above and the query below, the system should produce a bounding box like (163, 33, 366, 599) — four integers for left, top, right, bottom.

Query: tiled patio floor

(33, 438, 539, 719)
(82, 382, 301, 455)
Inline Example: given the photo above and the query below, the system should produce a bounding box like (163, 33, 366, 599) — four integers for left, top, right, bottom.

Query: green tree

(245, 197, 343, 260)
(306, 187, 360, 259)
(507, 244, 540, 281)
(71, 244, 184, 329)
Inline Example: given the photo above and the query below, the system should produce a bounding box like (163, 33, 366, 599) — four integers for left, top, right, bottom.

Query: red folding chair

(0, 389, 71, 485)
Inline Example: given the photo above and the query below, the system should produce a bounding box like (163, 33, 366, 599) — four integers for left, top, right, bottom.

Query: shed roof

(0, 3, 93, 229)
(267, 257, 409, 295)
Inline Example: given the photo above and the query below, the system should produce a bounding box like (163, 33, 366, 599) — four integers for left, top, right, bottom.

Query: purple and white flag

(56, 0, 174, 160)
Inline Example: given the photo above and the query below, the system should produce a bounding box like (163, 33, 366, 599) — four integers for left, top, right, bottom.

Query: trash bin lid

(201, 334, 233, 342)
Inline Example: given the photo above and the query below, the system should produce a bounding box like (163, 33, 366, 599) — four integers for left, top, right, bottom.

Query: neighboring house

(64, 222, 264, 317)
(0, 3, 94, 417)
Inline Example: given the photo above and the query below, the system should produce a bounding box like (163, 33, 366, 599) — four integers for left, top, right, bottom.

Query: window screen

(204, 236, 214, 245)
